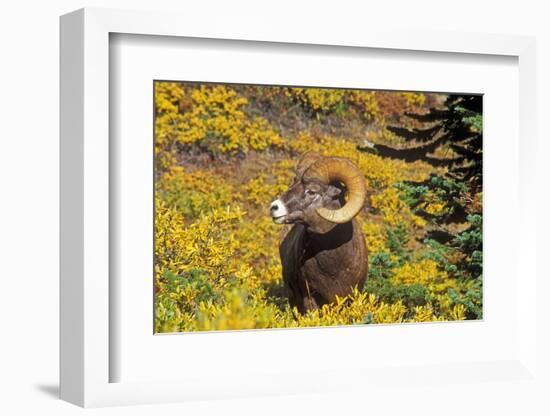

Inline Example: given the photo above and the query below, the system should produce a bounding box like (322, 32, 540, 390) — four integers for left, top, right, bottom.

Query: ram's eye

(305, 188, 316, 196)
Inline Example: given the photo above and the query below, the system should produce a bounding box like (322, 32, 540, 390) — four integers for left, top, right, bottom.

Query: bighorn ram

(270, 152, 368, 313)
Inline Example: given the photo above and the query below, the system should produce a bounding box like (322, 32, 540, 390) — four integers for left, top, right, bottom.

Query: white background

(1, 0, 548, 415)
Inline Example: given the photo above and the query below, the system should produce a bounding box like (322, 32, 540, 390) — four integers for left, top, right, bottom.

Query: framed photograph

(60, 8, 539, 408)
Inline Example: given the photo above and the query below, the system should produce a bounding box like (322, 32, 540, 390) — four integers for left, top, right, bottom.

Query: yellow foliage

(289, 289, 406, 327)
(371, 187, 425, 229)
(158, 166, 240, 217)
(392, 259, 457, 296)
(360, 221, 388, 254)
(288, 87, 346, 112)
(155, 84, 285, 164)
(450, 304, 467, 321)
(348, 90, 383, 124)
(155, 195, 259, 290)
(399, 92, 426, 106)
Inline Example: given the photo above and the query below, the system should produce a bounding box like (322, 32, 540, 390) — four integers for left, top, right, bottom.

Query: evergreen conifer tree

(361, 94, 483, 290)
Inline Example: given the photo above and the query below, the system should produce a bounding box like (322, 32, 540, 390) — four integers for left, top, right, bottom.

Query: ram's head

(270, 152, 367, 233)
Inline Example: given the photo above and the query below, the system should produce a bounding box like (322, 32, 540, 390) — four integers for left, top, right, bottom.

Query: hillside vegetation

(154, 82, 482, 332)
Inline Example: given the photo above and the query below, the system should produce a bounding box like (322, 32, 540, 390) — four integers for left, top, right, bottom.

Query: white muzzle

(270, 199, 288, 224)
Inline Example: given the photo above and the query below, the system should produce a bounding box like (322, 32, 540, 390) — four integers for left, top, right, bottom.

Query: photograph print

(154, 82, 482, 333)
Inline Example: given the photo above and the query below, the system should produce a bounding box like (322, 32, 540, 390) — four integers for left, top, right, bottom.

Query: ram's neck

(304, 221, 354, 255)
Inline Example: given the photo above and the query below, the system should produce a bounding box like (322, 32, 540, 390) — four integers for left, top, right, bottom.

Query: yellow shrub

(370, 187, 425, 229)
(287, 87, 346, 112)
(347, 91, 383, 123)
(360, 221, 388, 254)
(157, 166, 240, 217)
(155, 83, 285, 159)
(290, 289, 406, 327)
(392, 259, 458, 296)
(399, 92, 426, 106)
(155, 195, 247, 280)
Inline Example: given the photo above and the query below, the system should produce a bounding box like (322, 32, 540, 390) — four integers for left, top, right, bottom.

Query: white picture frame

(60, 7, 538, 408)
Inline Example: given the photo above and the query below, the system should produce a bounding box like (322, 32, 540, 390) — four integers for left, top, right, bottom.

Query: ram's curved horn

(304, 157, 367, 224)
(295, 151, 323, 176)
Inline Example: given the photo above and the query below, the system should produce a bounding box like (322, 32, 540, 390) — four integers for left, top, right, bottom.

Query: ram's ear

(326, 185, 342, 199)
